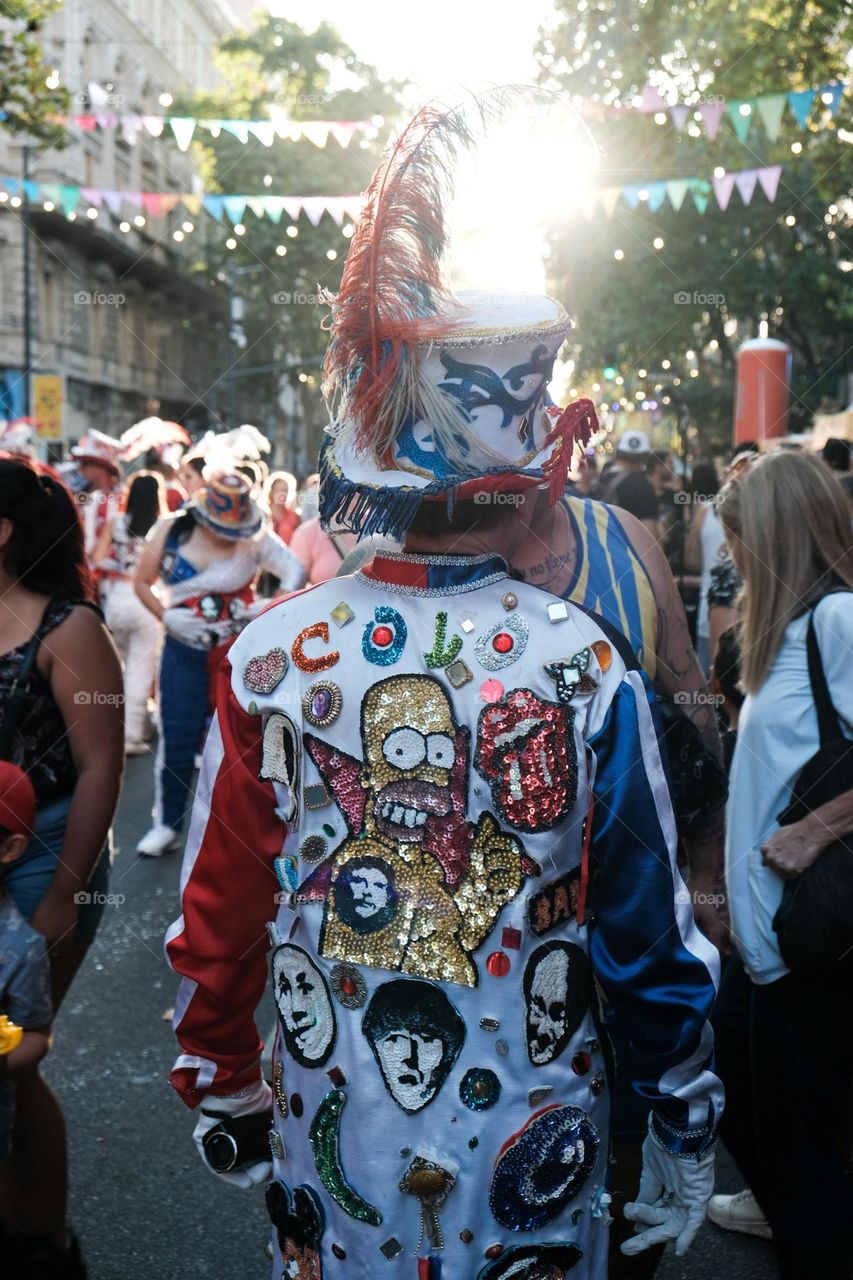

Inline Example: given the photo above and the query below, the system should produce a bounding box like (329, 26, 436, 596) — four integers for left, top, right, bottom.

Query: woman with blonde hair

(708, 450, 853, 1278)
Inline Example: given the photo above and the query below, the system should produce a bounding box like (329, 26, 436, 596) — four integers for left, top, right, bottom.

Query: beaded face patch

(260, 713, 300, 821)
(308, 1090, 382, 1225)
(489, 1105, 600, 1232)
(266, 1180, 324, 1280)
(271, 944, 336, 1069)
(362, 978, 464, 1113)
(299, 674, 530, 988)
(524, 941, 592, 1067)
(474, 688, 578, 832)
(476, 1243, 583, 1278)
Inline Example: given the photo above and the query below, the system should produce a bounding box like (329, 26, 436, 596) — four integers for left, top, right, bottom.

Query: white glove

(192, 1078, 274, 1190)
(163, 607, 216, 651)
(621, 1129, 715, 1257)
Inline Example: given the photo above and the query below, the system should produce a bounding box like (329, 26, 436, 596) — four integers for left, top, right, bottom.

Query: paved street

(46, 752, 779, 1279)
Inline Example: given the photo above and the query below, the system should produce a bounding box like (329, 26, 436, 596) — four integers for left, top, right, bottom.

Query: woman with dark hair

(684, 462, 723, 674)
(0, 458, 123, 1277)
(134, 471, 304, 856)
(94, 471, 167, 753)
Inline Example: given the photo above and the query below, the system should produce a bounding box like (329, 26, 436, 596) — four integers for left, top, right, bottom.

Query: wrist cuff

(650, 1111, 716, 1160)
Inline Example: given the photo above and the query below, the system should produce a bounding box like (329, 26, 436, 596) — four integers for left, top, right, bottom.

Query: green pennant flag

(727, 101, 754, 143)
(666, 179, 690, 211)
(756, 94, 787, 140)
(60, 184, 80, 217)
(689, 179, 712, 214)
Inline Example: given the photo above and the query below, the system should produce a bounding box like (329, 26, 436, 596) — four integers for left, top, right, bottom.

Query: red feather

(541, 399, 599, 504)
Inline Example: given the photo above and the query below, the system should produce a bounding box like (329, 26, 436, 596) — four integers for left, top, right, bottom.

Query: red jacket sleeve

(165, 654, 284, 1108)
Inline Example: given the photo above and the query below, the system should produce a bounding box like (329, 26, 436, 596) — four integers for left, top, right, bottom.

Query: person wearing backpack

(710, 450, 853, 1278)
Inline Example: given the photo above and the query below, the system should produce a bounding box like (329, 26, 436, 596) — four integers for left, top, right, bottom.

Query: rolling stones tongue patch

(474, 688, 578, 832)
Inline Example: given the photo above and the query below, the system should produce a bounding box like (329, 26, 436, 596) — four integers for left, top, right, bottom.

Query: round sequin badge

(300, 834, 328, 864)
(489, 1105, 600, 1231)
(474, 614, 529, 671)
(330, 962, 367, 1010)
(303, 680, 342, 728)
(459, 1067, 501, 1111)
(480, 679, 505, 704)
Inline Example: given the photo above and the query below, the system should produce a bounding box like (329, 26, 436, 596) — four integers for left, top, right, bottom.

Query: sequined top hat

(190, 472, 262, 539)
(70, 430, 123, 476)
(319, 95, 598, 541)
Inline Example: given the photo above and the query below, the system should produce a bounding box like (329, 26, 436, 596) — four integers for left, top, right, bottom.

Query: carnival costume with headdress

(138, 457, 305, 855)
(167, 98, 721, 1278)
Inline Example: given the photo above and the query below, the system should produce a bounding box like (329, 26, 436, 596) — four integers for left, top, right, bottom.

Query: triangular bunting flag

(300, 197, 327, 226)
(281, 197, 303, 221)
(734, 169, 758, 205)
(182, 195, 202, 215)
(200, 120, 222, 139)
(637, 84, 666, 113)
(120, 115, 141, 146)
(329, 122, 357, 148)
(101, 190, 122, 216)
(727, 102, 753, 143)
(817, 82, 845, 117)
(60, 185, 79, 216)
(245, 197, 267, 218)
(300, 123, 331, 148)
(646, 181, 668, 212)
(689, 180, 712, 214)
(756, 94, 787, 141)
(22, 182, 39, 202)
(322, 198, 347, 226)
(221, 121, 250, 144)
(142, 193, 164, 217)
(80, 186, 103, 207)
(170, 117, 196, 151)
(342, 196, 365, 221)
(712, 172, 735, 210)
(698, 102, 726, 140)
(670, 104, 689, 131)
(124, 192, 143, 209)
(263, 197, 284, 224)
(223, 196, 247, 224)
(757, 165, 782, 202)
(93, 112, 118, 129)
(598, 187, 621, 219)
(141, 116, 164, 138)
(203, 196, 225, 220)
(666, 179, 690, 211)
(72, 114, 97, 131)
(40, 183, 62, 207)
(622, 184, 643, 209)
(787, 89, 815, 129)
(248, 122, 275, 146)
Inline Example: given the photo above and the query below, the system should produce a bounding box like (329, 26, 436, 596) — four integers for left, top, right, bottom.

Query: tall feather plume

(322, 88, 525, 462)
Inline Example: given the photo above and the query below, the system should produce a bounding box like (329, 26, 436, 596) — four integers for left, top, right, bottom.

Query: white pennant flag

(329, 122, 357, 148)
(300, 197, 327, 226)
(248, 122, 275, 146)
(670, 104, 689, 131)
(282, 197, 303, 221)
(342, 195, 365, 221)
(300, 122, 331, 148)
(170, 117, 196, 151)
(141, 115, 164, 138)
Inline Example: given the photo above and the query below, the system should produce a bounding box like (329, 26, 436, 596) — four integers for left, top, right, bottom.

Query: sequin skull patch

(266, 1181, 325, 1280)
(474, 688, 578, 832)
(524, 941, 592, 1067)
(299, 675, 532, 988)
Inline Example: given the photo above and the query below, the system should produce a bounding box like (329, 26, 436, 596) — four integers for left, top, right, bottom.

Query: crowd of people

(0, 113, 851, 1280)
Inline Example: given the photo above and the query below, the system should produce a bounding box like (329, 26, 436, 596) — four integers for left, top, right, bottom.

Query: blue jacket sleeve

(587, 668, 722, 1156)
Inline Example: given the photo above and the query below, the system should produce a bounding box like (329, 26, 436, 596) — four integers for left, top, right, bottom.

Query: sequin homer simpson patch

(298, 674, 536, 988)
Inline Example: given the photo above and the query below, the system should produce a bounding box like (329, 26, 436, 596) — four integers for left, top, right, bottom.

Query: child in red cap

(0, 763, 52, 1248)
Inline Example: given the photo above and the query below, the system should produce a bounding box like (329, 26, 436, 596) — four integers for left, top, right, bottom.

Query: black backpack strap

(805, 598, 846, 747)
(0, 621, 44, 761)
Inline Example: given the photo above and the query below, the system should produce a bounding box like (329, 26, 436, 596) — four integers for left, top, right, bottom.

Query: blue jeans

(156, 636, 210, 833)
(4, 794, 111, 945)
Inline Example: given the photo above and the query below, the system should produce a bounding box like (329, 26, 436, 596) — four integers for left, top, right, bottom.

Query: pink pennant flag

(124, 192, 143, 209)
(670, 104, 689, 131)
(698, 101, 726, 140)
(712, 172, 736, 210)
(757, 165, 782, 202)
(734, 169, 758, 205)
(637, 84, 666, 114)
(142, 193, 164, 217)
(80, 187, 103, 207)
(73, 114, 97, 131)
(329, 122, 357, 148)
(94, 112, 118, 129)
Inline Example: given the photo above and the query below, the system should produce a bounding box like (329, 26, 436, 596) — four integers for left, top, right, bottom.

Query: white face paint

(273, 947, 334, 1065)
(526, 948, 571, 1066)
(349, 865, 391, 918)
(376, 1029, 445, 1110)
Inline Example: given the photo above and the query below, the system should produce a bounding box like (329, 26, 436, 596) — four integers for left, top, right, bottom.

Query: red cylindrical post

(733, 337, 792, 448)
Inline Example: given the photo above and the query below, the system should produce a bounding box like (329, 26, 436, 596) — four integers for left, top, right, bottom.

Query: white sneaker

(137, 824, 181, 857)
(707, 1189, 772, 1240)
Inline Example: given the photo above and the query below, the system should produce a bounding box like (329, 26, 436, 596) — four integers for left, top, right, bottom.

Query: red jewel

(372, 625, 394, 647)
(572, 1051, 592, 1076)
(340, 974, 356, 996)
(492, 631, 514, 654)
(332, 1244, 346, 1260)
(486, 951, 511, 978)
(502, 926, 522, 950)
(485, 1244, 504, 1260)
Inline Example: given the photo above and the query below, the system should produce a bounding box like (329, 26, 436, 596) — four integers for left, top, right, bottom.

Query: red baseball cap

(0, 763, 36, 837)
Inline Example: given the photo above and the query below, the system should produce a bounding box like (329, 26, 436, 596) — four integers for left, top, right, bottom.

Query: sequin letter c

(292, 622, 340, 674)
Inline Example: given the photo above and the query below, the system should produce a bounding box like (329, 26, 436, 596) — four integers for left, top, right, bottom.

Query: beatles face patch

(474, 688, 578, 832)
(524, 941, 592, 1067)
(272, 944, 336, 1068)
(362, 978, 464, 1113)
(266, 1180, 324, 1280)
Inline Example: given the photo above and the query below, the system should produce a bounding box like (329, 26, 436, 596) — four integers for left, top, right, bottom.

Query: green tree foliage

(0, 0, 69, 146)
(175, 16, 404, 454)
(537, 0, 851, 444)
